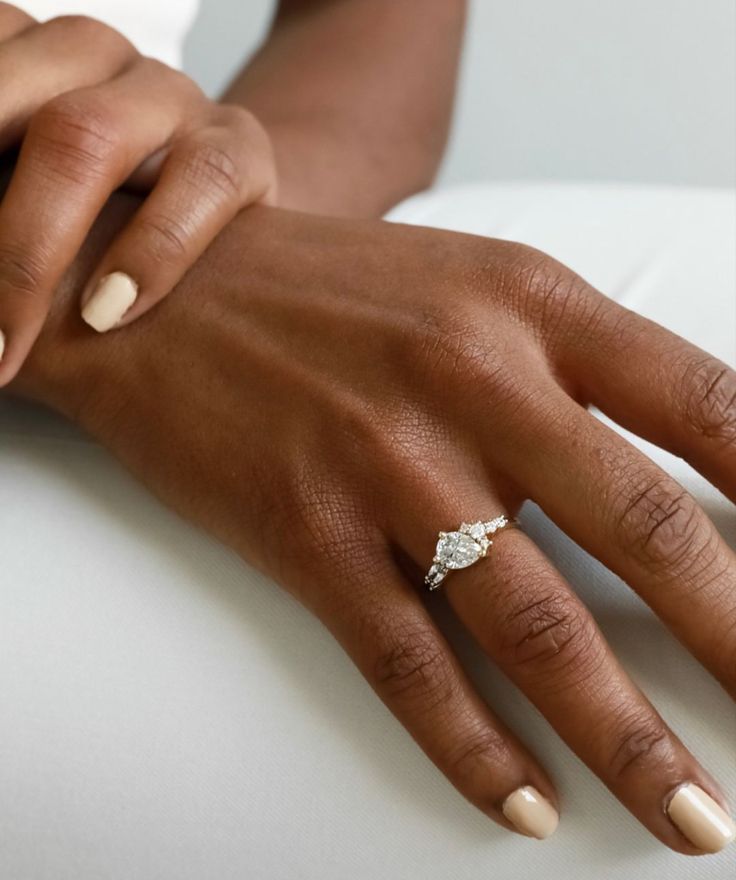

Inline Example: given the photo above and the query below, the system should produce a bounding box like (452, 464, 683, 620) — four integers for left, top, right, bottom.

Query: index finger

(0, 86, 181, 384)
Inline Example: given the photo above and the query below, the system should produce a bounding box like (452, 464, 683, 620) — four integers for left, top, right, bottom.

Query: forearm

(223, 0, 466, 217)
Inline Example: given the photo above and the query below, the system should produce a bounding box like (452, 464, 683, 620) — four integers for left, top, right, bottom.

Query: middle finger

(501, 388, 736, 698)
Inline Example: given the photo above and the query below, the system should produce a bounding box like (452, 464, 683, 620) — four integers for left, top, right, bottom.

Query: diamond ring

(424, 515, 517, 590)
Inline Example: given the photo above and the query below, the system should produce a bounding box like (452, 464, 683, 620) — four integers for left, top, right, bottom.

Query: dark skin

(0, 0, 465, 376)
(7, 161, 736, 852)
(225, 0, 467, 215)
(0, 4, 277, 378)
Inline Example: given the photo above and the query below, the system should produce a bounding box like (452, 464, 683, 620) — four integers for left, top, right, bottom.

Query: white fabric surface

(1, 182, 735, 879)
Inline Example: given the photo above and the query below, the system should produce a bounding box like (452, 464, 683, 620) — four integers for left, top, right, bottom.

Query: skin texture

(2, 0, 734, 857)
(224, 0, 467, 216)
(0, 3, 276, 384)
(0, 0, 466, 375)
(9, 186, 736, 855)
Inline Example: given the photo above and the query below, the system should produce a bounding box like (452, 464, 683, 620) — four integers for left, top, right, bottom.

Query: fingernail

(502, 786, 559, 839)
(0, 329, 5, 361)
(667, 783, 736, 853)
(82, 272, 138, 333)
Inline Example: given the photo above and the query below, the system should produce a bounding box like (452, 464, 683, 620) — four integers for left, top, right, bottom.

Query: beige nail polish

(667, 784, 736, 853)
(502, 786, 559, 839)
(82, 272, 138, 333)
(0, 329, 5, 361)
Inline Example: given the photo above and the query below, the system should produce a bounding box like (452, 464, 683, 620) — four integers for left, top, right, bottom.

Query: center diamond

(435, 531, 482, 570)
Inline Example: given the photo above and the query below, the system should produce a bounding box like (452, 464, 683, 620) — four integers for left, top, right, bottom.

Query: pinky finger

(81, 115, 276, 332)
(320, 556, 560, 840)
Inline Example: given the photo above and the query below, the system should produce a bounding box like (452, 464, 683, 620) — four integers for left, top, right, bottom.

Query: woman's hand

(0, 4, 276, 383)
(18, 203, 736, 855)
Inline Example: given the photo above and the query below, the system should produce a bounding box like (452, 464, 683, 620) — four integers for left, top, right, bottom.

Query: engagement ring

(425, 515, 516, 590)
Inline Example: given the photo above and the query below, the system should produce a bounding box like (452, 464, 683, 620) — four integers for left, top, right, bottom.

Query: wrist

(258, 117, 433, 218)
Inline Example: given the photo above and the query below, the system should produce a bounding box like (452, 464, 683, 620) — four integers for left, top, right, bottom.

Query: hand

(18, 203, 736, 854)
(0, 4, 276, 383)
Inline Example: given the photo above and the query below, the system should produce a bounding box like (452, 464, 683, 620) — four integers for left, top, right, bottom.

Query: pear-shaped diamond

(435, 531, 482, 570)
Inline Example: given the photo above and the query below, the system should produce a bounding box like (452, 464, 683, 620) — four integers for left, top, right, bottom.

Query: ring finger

(309, 542, 561, 840)
(390, 471, 736, 854)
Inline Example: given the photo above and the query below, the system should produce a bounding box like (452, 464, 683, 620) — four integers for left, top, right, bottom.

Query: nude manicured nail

(0, 329, 5, 361)
(502, 786, 559, 839)
(666, 784, 736, 853)
(82, 272, 138, 332)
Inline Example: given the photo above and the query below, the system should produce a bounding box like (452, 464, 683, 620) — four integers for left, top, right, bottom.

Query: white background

(184, 0, 736, 187)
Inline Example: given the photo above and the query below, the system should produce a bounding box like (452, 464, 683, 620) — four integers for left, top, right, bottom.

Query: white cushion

(1, 182, 734, 879)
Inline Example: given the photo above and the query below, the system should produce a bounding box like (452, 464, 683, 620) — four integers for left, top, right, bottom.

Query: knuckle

(47, 14, 129, 48)
(218, 104, 270, 152)
(32, 95, 119, 182)
(139, 57, 203, 99)
(331, 394, 435, 490)
(498, 591, 599, 685)
(613, 472, 712, 577)
(216, 106, 275, 195)
(404, 296, 548, 418)
(681, 356, 736, 450)
(444, 725, 507, 783)
(607, 713, 672, 780)
(48, 13, 99, 32)
(412, 302, 512, 396)
(179, 139, 242, 200)
(495, 244, 590, 338)
(0, 3, 34, 27)
(264, 458, 371, 580)
(137, 212, 191, 263)
(0, 241, 48, 297)
(218, 103, 259, 133)
(372, 625, 456, 711)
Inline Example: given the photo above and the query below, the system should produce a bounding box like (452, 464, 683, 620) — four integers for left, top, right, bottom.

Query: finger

(455, 530, 735, 853)
(316, 548, 560, 839)
(0, 14, 136, 149)
(80, 109, 277, 333)
(558, 297, 736, 503)
(500, 388, 736, 699)
(390, 477, 736, 853)
(0, 3, 35, 40)
(0, 60, 199, 385)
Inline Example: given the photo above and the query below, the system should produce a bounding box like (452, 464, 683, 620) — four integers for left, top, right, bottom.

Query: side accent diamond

(425, 563, 447, 590)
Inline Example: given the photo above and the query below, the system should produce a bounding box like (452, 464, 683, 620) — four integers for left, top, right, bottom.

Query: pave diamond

(467, 522, 487, 541)
(425, 563, 447, 589)
(484, 516, 508, 534)
(435, 531, 482, 570)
